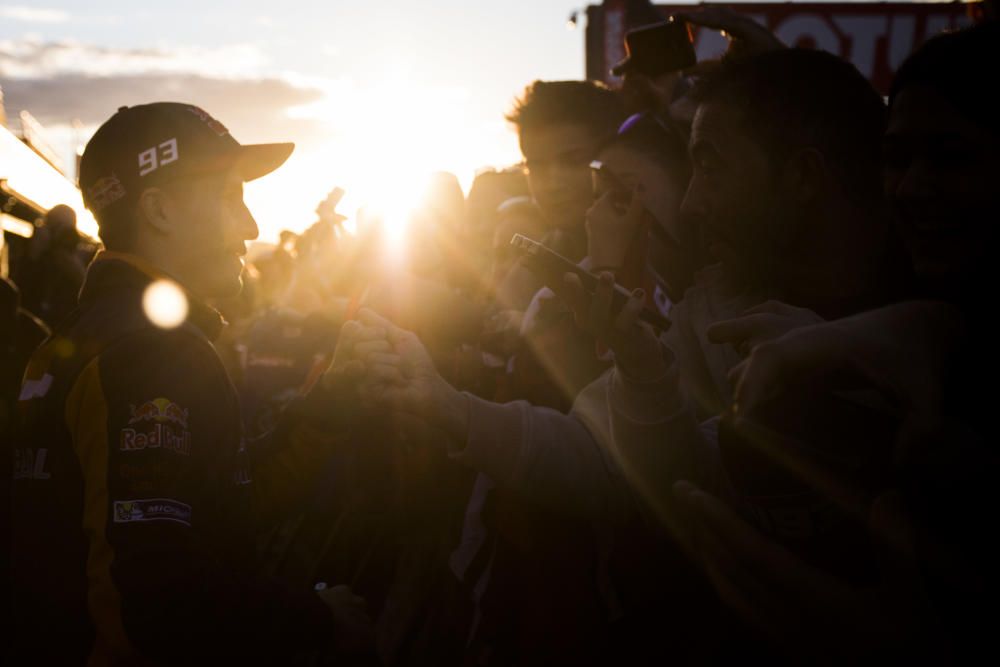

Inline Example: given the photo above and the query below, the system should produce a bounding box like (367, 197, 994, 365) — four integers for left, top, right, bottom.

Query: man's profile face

(168, 169, 259, 298)
(681, 102, 777, 278)
(884, 85, 1000, 292)
(521, 123, 603, 231)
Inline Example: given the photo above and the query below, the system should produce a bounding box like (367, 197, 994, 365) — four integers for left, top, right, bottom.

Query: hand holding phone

(561, 266, 675, 385)
(510, 233, 671, 331)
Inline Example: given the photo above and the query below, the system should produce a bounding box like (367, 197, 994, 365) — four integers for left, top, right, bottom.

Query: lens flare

(142, 279, 189, 329)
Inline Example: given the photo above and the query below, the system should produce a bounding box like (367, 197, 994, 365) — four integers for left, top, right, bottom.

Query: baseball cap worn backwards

(79, 102, 294, 215)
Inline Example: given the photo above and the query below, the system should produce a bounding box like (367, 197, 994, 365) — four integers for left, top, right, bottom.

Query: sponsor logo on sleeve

(113, 498, 192, 526)
(120, 398, 192, 455)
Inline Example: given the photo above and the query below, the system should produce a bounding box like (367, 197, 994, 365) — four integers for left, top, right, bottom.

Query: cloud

(2, 74, 326, 142)
(0, 38, 268, 79)
(0, 6, 70, 23)
(0, 38, 329, 145)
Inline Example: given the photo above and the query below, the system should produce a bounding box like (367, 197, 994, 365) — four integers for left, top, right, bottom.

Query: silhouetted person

(12, 204, 86, 327)
(12, 103, 371, 665)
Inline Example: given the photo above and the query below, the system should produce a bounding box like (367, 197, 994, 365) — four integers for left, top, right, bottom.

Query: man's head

(507, 81, 625, 231)
(44, 204, 79, 249)
(682, 49, 886, 283)
(79, 102, 293, 298)
(597, 113, 690, 240)
(885, 21, 1000, 299)
(612, 20, 696, 115)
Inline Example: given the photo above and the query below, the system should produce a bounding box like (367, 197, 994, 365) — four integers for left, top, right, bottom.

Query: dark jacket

(12, 252, 333, 665)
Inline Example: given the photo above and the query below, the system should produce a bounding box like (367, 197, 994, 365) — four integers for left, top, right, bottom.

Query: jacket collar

(80, 251, 226, 341)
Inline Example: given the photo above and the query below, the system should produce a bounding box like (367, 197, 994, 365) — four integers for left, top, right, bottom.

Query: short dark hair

(94, 204, 138, 251)
(691, 49, 886, 203)
(609, 113, 690, 180)
(506, 80, 625, 140)
(92, 171, 227, 251)
(889, 20, 999, 134)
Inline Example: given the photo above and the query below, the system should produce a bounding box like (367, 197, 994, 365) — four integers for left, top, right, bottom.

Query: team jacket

(12, 252, 335, 665)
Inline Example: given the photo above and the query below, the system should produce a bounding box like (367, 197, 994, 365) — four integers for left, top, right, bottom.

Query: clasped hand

(324, 308, 469, 438)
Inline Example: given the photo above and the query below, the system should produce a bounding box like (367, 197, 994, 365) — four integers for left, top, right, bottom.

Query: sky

(0, 0, 594, 241)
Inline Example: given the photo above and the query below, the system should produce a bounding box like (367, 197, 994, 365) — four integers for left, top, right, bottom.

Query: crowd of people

(4, 8, 998, 665)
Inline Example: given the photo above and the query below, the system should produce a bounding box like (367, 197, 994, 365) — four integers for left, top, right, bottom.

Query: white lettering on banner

(775, 14, 840, 53)
(605, 6, 626, 77)
(598, 6, 979, 93)
(834, 16, 888, 80)
(138, 138, 179, 177)
(888, 16, 917, 71)
(694, 28, 728, 60)
(926, 14, 953, 37)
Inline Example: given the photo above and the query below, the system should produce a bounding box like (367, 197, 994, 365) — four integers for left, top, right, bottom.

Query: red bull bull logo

(128, 397, 189, 428)
(122, 398, 191, 455)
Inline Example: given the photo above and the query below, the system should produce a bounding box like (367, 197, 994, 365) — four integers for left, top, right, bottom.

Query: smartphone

(510, 233, 671, 331)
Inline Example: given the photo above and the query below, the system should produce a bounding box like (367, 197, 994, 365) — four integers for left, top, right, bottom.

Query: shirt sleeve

(450, 374, 632, 522)
(66, 328, 332, 664)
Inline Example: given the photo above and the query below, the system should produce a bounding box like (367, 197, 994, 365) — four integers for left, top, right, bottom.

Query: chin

(218, 275, 244, 299)
(198, 272, 243, 300)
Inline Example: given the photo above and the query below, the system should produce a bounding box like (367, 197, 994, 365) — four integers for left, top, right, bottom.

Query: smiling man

(680, 49, 903, 320)
(12, 103, 370, 665)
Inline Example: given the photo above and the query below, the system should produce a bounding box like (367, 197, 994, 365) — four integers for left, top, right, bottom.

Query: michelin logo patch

(113, 498, 192, 526)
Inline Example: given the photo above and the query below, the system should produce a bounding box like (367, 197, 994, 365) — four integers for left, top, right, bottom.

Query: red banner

(586, 1, 981, 93)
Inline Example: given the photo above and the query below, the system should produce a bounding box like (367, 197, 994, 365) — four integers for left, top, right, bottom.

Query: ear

(780, 147, 829, 205)
(136, 187, 176, 235)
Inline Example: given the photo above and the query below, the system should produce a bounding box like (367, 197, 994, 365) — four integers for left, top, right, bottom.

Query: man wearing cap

(11, 103, 369, 665)
(613, 19, 696, 117)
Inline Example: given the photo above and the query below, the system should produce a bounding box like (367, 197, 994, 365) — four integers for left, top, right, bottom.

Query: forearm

(607, 365, 728, 512)
(448, 389, 628, 520)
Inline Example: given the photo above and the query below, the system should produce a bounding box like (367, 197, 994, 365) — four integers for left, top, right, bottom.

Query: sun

(243, 66, 522, 247)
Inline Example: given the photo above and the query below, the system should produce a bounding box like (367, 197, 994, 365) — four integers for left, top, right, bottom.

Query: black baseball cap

(79, 102, 293, 216)
(611, 19, 696, 78)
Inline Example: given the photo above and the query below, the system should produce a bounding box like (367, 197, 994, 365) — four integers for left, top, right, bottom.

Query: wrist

(433, 379, 470, 442)
(615, 334, 673, 385)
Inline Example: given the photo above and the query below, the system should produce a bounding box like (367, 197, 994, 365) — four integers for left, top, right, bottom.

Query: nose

(240, 204, 259, 242)
(679, 179, 707, 228)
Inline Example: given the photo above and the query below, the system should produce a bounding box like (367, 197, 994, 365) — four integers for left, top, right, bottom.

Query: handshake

(321, 309, 471, 439)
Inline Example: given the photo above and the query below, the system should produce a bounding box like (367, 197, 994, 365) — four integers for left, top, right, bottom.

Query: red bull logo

(86, 174, 127, 212)
(122, 398, 191, 456)
(129, 397, 189, 428)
